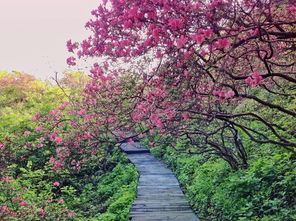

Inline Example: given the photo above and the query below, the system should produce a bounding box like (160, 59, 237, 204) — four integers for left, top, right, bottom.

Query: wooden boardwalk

(121, 142, 199, 221)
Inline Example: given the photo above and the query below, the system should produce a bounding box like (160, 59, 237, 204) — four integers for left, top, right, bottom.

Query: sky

(0, 0, 99, 80)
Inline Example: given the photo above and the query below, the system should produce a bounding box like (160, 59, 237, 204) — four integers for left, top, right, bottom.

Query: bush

(147, 142, 296, 221)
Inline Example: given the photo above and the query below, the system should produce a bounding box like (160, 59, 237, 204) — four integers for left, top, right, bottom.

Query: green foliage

(71, 162, 138, 220)
(0, 74, 66, 140)
(234, 82, 296, 155)
(1, 146, 138, 220)
(146, 142, 296, 221)
(0, 163, 75, 220)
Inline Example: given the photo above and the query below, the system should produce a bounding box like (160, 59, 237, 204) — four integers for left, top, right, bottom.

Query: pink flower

(77, 108, 87, 116)
(249, 28, 259, 35)
(176, 36, 187, 48)
(24, 130, 30, 135)
(144, 37, 153, 47)
(213, 89, 219, 96)
(192, 34, 205, 44)
(128, 139, 134, 145)
(19, 201, 28, 206)
(245, 72, 262, 86)
(245, 76, 255, 86)
(156, 49, 162, 58)
(49, 110, 57, 116)
(147, 11, 157, 20)
(2, 177, 12, 183)
(128, 7, 138, 18)
(58, 199, 64, 204)
(149, 129, 155, 135)
(203, 29, 213, 38)
(289, 5, 296, 13)
(1, 205, 10, 212)
(61, 208, 68, 213)
(58, 104, 66, 110)
(138, 133, 145, 139)
(200, 50, 208, 57)
(225, 90, 235, 98)
(83, 131, 93, 139)
(184, 71, 190, 77)
(49, 156, 55, 163)
(124, 20, 133, 29)
(66, 40, 78, 53)
(53, 161, 62, 170)
(68, 212, 76, 218)
(216, 38, 230, 49)
(184, 51, 192, 60)
(55, 137, 63, 144)
(38, 209, 45, 214)
(0, 142, 4, 150)
(149, 142, 155, 147)
(218, 91, 226, 97)
(37, 143, 43, 148)
(150, 114, 163, 129)
(36, 125, 43, 132)
(107, 116, 116, 124)
(182, 113, 190, 120)
(70, 121, 77, 127)
(66, 57, 76, 66)
(152, 28, 160, 40)
(185, 90, 192, 97)
(53, 181, 60, 186)
(253, 71, 262, 83)
(32, 113, 41, 121)
(168, 18, 184, 30)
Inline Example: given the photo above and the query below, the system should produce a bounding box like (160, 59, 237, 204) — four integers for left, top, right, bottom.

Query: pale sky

(0, 0, 100, 80)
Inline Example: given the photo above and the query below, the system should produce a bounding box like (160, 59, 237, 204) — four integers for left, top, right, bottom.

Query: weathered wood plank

(120, 143, 199, 221)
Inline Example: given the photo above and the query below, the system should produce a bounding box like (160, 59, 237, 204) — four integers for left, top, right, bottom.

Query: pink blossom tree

(62, 0, 296, 170)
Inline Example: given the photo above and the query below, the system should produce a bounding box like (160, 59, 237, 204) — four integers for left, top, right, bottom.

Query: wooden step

(130, 211, 198, 221)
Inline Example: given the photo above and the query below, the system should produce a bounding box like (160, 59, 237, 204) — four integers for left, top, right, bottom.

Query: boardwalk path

(121, 142, 199, 221)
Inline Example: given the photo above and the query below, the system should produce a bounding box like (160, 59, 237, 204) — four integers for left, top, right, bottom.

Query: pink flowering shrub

(0, 173, 76, 220)
(59, 0, 296, 170)
(0, 71, 139, 220)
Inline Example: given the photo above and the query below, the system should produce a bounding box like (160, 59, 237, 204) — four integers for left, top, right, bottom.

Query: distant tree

(0, 72, 39, 107)
(60, 71, 89, 89)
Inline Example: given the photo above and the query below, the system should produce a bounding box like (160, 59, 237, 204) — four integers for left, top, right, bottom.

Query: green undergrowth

(84, 159, 138, 221)
(142, 140, 296, 221)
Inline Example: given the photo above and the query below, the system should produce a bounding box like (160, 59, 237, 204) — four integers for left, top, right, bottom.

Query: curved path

(121, 142, 199, 221)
